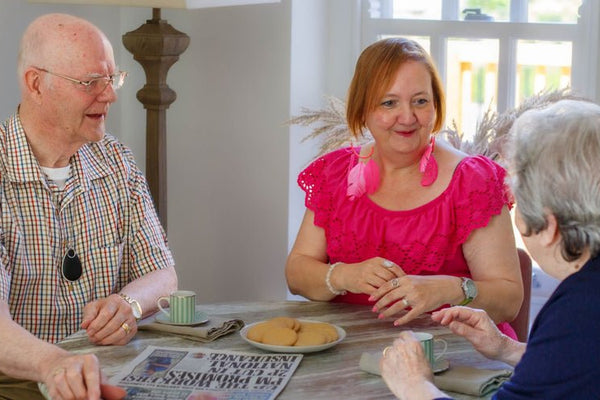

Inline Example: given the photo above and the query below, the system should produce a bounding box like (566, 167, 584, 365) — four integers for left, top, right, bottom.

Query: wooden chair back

(510, 248, 533, 342)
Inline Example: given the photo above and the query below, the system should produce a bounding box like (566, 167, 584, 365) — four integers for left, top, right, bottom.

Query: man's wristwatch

(458, 277, 477, 306)
(119, 293, 143, 320)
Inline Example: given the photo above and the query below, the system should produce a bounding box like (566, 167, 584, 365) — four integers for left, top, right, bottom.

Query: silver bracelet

(326, 262, 347, 296)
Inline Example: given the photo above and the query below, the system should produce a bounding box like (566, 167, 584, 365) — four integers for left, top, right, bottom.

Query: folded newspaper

(108, 345, 303, 400)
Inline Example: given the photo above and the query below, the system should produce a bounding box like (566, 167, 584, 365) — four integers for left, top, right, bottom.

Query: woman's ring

(402, 298, 410, 308)
(121, 322, 131, 334)
(383, 346, 392, 357)
(390, 278, 399, 288)
(382, 260, 394, 268)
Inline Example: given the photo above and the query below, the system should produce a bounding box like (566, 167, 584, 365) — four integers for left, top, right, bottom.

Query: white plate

(240, 319, 346, 353)
(155, 311, 209, 326)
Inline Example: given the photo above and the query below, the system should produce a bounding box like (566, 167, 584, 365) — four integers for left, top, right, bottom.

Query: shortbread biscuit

(246, 321, 271, 342)
(261, 326, 298, 346)
(299, 321, 338, 342)
(291, 318, 301, 332)
(295, 330, 328, 346)
(269, 316, 299, 331)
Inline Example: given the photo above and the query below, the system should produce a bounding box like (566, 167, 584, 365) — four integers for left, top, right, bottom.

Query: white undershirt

(40, 165, 71, 190)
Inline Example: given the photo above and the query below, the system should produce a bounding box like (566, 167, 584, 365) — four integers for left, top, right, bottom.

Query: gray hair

(508, 99, 600, 261)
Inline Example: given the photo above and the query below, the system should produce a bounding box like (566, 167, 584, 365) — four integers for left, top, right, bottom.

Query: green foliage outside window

(472, 67, 486, 104)
(464, 0, 509, 20)
(521, 66, 535, 100)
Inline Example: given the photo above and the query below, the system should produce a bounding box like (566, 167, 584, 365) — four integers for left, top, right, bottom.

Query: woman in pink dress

(285, 38, 523, 338)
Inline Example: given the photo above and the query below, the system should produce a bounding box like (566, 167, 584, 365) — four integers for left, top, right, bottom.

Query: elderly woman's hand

(432, 307, 510, 361)
(380, 331, 443, 400)
(370, 275, 458, 326)
(335, 257, 406, 295)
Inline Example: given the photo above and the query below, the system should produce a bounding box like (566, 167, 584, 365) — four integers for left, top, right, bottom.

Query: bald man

(0, 13, 178, 400)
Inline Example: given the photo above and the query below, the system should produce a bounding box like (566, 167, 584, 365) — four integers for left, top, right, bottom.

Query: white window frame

(360, 0, 600, 113)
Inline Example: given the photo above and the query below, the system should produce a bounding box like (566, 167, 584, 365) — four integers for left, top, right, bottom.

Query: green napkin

(359, 351, 513, 397)
(139, 316, 244, 342)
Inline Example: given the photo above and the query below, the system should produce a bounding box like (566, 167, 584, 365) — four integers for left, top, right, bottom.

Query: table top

(59, 300, 511, 400)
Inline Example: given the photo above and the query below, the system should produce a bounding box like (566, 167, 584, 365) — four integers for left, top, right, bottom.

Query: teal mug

(157, 290, 196, 324)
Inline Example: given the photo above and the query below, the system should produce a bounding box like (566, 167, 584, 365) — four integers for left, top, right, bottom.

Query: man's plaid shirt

(0, 112, 174, 343)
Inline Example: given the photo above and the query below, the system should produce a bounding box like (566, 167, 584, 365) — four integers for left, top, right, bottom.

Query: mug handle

(434, 338, 448, 361)
(157, 296, 171, 318)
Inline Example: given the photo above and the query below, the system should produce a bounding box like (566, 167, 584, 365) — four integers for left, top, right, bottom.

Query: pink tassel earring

(347, 145, 380, 201)
(419, 136, 438, 187)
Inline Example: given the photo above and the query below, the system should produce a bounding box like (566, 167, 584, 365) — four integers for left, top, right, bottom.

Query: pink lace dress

(298, 147, 516, 338)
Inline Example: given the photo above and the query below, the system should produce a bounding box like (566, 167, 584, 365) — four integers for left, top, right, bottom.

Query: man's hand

(81, 294, 137, 345)
(43, 353, 126, 400)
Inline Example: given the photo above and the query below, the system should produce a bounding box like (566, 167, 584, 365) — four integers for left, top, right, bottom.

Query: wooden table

(58, 301, 511, 399)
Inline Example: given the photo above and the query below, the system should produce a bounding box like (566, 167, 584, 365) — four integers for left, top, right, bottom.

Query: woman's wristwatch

(458, 277, 478, 306)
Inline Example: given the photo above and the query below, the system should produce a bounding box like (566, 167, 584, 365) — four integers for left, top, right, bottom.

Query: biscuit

(295, 330, 328, 346)
(269, 316, 300, 331)
(261, 326, 298, 346)
(246, 321, 271, 343)
(291, 318, 301, 332)
(299, 322, 338, 343)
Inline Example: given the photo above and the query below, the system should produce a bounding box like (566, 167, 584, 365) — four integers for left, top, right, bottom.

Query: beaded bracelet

(326, 262, 347, 296)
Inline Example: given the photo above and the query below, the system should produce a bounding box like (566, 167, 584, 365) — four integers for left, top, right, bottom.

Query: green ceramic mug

(413, 332, 447, 367)
(157, 290, 196, 324)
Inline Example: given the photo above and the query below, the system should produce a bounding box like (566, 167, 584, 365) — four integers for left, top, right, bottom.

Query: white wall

(0, 0, 291, 303)
(287, 0, 359, 253)
(163, 3, 291, 303)
(286, 0, 360, 300)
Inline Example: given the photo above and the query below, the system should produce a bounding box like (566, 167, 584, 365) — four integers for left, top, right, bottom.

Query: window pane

(460, 0, 509, 22)
(376, 0, 580, 22)
(516, 40, 572, 106)
(446, 39, 499, 141)
(392, 0, 441, 19)
(528, 0, 581, 23)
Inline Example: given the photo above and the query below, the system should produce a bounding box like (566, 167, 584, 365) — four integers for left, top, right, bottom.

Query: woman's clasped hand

(332, 257, 403, 296)
(370, 274, 464, 326)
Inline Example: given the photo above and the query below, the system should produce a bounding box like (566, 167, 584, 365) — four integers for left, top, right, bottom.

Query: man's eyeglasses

(62, 248, 82, 283)
(37, 67, 127, 95)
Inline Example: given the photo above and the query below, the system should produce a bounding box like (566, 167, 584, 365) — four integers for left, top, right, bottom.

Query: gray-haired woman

(380, 99, 600, 400)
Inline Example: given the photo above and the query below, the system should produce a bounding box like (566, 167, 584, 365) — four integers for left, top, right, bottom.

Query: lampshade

(28, 0, 280, 8)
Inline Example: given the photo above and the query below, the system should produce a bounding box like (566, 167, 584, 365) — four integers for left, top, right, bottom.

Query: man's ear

(23, 68, 43, 104)
(539, 212, 560, 248)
